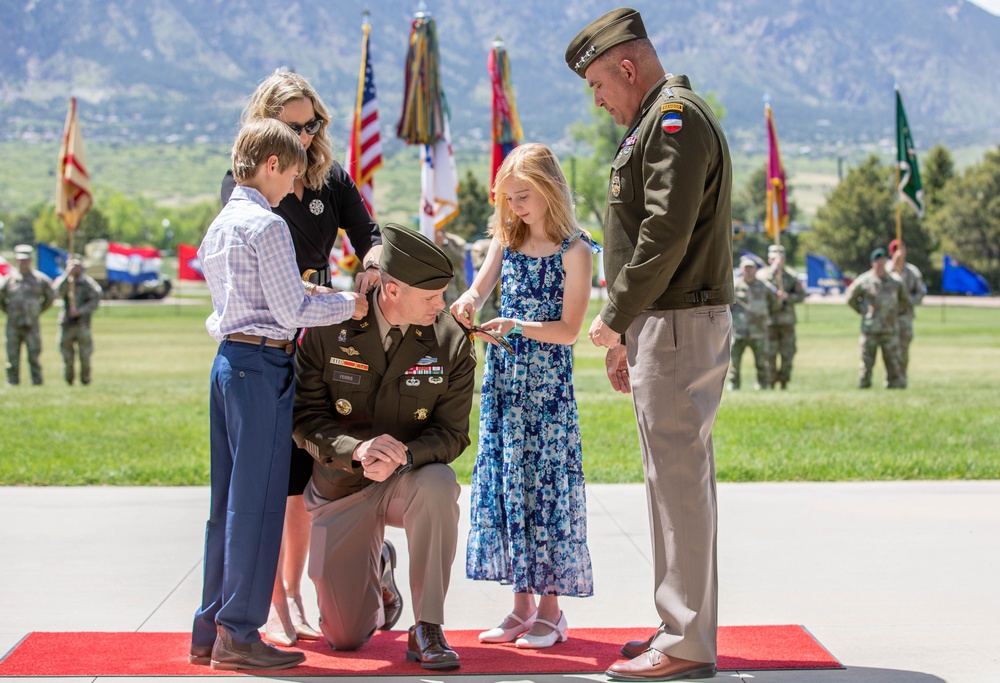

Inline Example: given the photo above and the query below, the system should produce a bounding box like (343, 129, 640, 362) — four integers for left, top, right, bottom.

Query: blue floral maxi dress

(466, 234, 594, 597)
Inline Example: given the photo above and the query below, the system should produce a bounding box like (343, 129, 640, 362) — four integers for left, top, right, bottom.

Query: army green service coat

(292, 290, 476, 502)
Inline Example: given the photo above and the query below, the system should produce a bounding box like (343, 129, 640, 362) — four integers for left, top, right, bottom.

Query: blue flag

(942, 255, 990, 296)
(36, 242, 68, 278)
(806, 253, 844, 293)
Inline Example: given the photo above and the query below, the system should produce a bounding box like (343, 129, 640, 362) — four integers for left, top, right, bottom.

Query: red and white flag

(56, 97, 92, 232)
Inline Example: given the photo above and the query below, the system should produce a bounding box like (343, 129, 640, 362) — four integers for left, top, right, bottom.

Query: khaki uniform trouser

(303, 463, 459, 650)
(626, 306, 731, 664)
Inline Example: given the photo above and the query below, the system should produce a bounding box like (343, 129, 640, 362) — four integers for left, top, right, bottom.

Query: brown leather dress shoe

(406, 622, 460, 670)
(189, 644, 212, 665)
(380, 540, 403, 630)
(621, 634, 655, 658)
(606, 648, 716, 681)
(210, 625, 306, 670)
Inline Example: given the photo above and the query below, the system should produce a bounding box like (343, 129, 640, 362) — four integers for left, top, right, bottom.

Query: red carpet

(0, 626, 841, 676)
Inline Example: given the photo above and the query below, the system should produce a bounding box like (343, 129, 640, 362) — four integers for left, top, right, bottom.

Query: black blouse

(221, 160, 382, 275)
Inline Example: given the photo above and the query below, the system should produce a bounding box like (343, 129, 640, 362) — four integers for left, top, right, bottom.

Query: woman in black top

(222, 70, 382, 646)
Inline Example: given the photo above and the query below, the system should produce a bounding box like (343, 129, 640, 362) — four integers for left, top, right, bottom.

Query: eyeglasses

(286, 119, 322, 136)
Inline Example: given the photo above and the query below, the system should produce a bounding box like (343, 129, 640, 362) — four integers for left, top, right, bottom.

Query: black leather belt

(684, 290, 721, 304)
(302, 265, 332, 287)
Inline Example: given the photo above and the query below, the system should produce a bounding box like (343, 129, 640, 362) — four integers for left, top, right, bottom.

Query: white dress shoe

(478, 611, 537, 643)
(287, 595, 319, 640)
(515, 611, 567, 649)
(262, 602, 296, 647)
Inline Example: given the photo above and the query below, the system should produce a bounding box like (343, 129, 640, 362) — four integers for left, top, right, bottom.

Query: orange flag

(56, 97, 92, 231)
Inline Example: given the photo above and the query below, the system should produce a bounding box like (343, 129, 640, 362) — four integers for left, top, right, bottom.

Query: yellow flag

(56, 97, 93, 231)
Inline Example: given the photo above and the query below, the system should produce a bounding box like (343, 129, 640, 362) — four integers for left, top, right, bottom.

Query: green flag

(896, 87, 924, 217)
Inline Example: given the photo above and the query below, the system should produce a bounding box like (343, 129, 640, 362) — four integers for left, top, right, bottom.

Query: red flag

(0, 255, 11, 278)
(764, 104, 788, 238)
(177, 243, 204, 281)
(56, 97, 93, 232)
(346, 18, 383, 222)
(488, 39, 523, 202)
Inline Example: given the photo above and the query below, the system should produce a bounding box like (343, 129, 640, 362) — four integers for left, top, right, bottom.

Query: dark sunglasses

(286, 119, 322, 136)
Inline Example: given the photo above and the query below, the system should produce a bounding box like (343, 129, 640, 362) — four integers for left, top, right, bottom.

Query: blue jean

(192, 339, 295, 646)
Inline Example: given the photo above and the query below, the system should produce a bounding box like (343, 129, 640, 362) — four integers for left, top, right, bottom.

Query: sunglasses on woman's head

(286, 119, 322, 136)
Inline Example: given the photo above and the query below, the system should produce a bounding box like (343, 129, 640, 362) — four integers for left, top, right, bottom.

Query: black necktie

(386, 326, 403, 361)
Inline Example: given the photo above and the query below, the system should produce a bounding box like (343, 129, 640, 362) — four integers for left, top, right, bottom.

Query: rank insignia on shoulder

(663, 86, 676, 98)
(340, 346, 360, 356)
(338, 329, 347, 342)
(335, 399, 352, 415)
(414, 408, 429, 421)
(661, 102, 684, 113)
(661, 112, 683, 134)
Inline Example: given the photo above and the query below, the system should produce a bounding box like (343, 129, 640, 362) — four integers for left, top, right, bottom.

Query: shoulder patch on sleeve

(661, 102, 684, 113)
(661, 112, 683, 134)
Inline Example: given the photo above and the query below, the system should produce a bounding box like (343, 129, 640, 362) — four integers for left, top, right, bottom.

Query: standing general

(566, 7, 733, 681)
(1, 245, 55, 386)
(293, 224, 476, 670)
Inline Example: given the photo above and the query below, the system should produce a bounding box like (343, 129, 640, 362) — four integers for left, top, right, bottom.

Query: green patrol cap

(767, 244, 786, 256)
(565, 7, 647, 78)
(379, 223, 454, 290)
(13, 244, 33, 260)
(870, 247, 888, 262)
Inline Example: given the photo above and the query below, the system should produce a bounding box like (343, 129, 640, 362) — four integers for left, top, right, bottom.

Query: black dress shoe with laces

(380, 540, 403, 630)
(406, 622, 460, 670)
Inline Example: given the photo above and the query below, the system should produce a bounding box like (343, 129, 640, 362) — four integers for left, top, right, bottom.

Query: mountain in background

(2, 0, 1000, 153)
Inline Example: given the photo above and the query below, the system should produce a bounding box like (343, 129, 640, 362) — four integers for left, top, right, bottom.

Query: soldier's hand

(605, 345, 631, 394)
(588, 315, 621, 349)
(354, 434, 408, 466)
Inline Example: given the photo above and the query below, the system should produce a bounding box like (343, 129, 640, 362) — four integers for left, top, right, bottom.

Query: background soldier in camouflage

(728, 257, 780, 390)
(53, 255, 103, 385)
(887, 239, 926, 385)
(845, 247, 911, 389)
(759, 244, 806, 389)
(0, 245, 55, 385)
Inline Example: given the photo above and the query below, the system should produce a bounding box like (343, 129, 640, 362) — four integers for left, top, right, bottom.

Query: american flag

(346, 20, 383, 218)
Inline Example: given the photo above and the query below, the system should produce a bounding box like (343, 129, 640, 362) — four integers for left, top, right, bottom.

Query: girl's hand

(450, 295, 476, 329)
(482, 317, 516, 337)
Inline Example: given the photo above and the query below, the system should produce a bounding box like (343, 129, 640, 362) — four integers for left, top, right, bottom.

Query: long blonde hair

(490, 143, 579, 251)
(242, 71, 334, 191)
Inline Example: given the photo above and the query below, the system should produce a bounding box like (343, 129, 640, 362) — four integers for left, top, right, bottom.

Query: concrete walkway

(1, 482, 998, 682)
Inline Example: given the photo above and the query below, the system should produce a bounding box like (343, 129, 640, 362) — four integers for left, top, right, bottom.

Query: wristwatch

(506, 320, 523, 338)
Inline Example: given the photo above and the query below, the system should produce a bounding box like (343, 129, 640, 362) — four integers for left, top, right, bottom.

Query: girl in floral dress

(450, 143, 594, 650)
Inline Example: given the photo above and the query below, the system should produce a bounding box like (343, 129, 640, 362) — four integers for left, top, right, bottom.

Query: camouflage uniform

(887, 260, 926, 381)
(1, 250, 56, 385)
(759, 264, 806, 388)
(729, 274, 780, 389)
(54, 266, 103, 385)
(845, 268, 910, 388)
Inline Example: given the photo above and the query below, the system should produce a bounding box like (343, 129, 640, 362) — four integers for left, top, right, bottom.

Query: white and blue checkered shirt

(199, 185, 356, 342)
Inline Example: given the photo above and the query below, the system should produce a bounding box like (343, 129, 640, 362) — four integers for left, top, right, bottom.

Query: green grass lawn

(1, 298, 997, 485)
